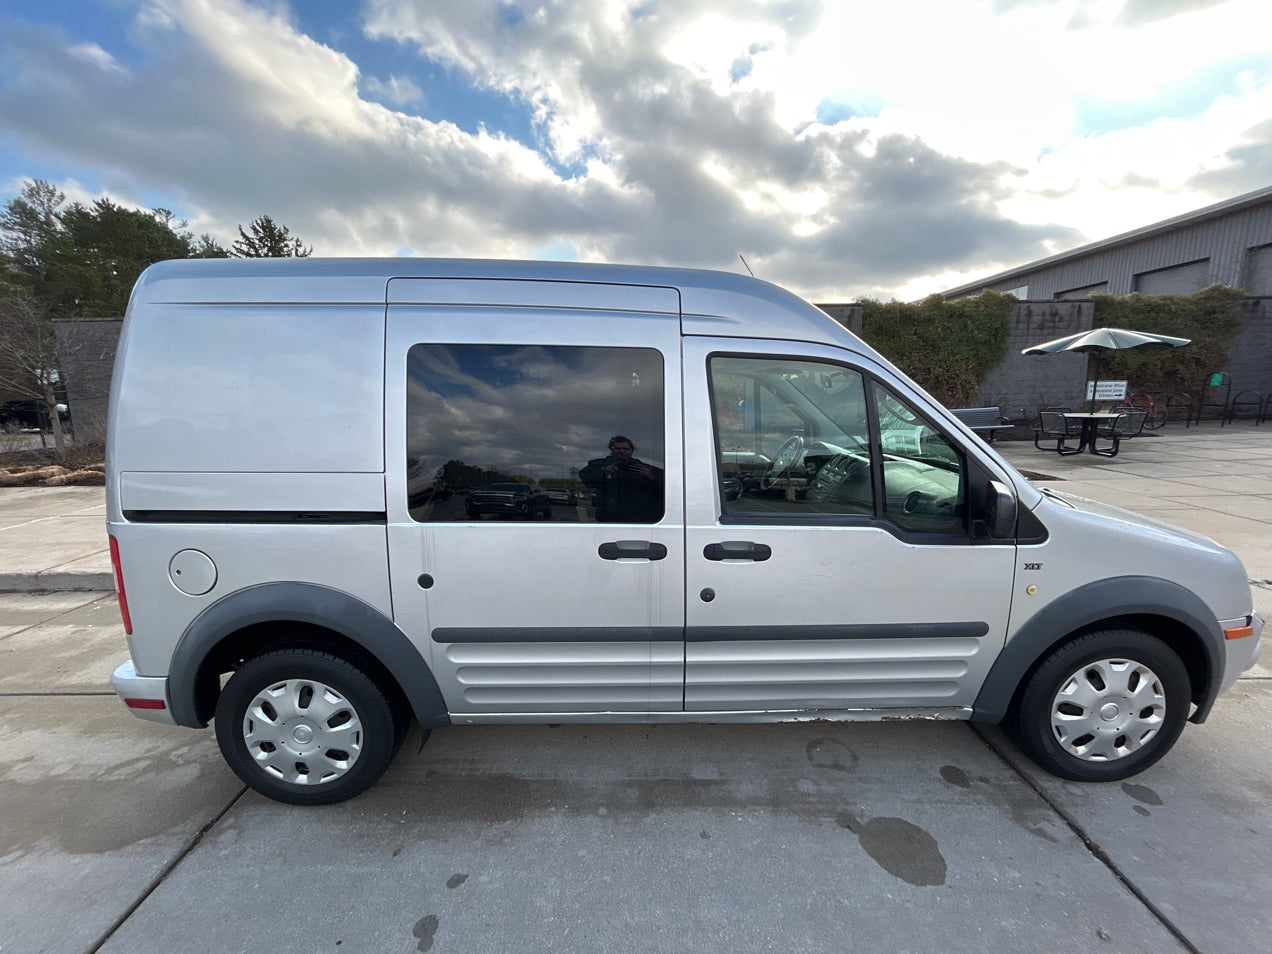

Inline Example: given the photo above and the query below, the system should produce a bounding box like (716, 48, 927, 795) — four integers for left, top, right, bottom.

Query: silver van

(107, 258, 1263, 804)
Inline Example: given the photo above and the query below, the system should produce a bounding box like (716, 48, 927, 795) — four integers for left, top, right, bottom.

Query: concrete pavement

(0, 485, 111, 592)
(1000, 425, 1272, 635)
(996, 424, 1272, 596)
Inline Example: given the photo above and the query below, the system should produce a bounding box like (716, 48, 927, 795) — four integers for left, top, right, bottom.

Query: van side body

(107, 258, 1262, 804)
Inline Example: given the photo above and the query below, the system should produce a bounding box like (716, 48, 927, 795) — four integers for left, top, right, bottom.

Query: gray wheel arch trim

(972, 575, 1224, 725)
(168, 582, 450, 730)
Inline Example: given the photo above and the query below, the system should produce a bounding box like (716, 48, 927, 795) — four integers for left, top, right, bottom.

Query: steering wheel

(806, 452, 867, 504)
(761, 435, 805, 490)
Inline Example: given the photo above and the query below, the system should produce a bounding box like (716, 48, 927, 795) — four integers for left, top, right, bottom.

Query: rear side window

(406, 344, 665, 523)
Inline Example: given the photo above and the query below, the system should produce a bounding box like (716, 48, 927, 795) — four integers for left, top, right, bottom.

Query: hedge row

(858, 286, 1247, 407)
(858, 291, 1014, 407)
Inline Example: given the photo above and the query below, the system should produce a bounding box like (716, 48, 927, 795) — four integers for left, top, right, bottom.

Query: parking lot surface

(1, 428, 1269, 953)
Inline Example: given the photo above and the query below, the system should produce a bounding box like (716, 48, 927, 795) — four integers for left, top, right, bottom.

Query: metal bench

(951, 406, 1013, 442)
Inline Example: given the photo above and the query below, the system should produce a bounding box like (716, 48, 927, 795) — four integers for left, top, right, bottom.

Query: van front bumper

(1218, 612, 1264, 694)
(110, 660, 177, 725)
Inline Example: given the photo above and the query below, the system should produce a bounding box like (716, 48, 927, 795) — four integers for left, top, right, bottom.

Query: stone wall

(816, 300, 1098, 425)
(1230, 298, 1272, 395)
(813, 303, 863, 336)
(973, 301, 1095, 422)
(52, 317, 121, 445)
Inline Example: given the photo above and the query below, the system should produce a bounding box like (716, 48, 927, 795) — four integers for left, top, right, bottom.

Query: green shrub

(1090, 286, 1246, 398)
(859, 291, 1014, 407)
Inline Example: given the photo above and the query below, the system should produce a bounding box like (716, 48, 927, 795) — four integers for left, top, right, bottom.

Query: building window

(1245, 244, 1272, 296)
(1055, 282, 1109, 300)
(1133, 259, 1210, 295)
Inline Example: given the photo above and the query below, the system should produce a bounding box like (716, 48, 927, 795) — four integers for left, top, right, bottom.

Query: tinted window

(710, 356, 874, 517)
(872, 382, 966, 534)
(709, 356, 966, 534)
(407, 344, 665, 523)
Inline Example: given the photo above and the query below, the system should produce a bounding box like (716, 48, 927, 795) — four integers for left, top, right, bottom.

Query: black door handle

(599, 541, 668, 561)
(703, 541, 771, 562)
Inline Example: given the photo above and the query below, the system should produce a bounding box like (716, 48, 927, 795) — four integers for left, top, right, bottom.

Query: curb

(0, 571, 115, 593)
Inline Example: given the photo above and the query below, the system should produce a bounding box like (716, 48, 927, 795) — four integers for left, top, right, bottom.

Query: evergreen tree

(231, 215, 312, 257)
(0, 178, 237, 451)
(0, 180, 229, 316)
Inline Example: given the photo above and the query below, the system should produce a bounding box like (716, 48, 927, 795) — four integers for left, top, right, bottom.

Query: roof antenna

(738, 254, 755, 278)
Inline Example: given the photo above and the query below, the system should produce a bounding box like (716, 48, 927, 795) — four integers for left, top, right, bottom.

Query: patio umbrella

(1022, 327, 1191, 411)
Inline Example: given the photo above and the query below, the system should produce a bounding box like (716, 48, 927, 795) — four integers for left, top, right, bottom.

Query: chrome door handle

(703, 541, 771, 562)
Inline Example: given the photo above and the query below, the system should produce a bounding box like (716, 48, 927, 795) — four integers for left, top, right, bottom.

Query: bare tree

(0, 287, 70, 451)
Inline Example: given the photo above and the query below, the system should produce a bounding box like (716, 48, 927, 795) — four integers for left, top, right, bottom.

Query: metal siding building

(942, 186, 1272, 300)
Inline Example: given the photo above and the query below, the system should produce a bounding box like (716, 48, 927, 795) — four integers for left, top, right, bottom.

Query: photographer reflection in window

(580, 435, 664, 523)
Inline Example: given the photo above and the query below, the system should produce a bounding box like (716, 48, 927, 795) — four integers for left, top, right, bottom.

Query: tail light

(109, 535, 133, 635)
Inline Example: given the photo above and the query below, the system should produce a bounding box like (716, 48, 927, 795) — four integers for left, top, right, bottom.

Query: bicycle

(1126, 393, 1168, 429)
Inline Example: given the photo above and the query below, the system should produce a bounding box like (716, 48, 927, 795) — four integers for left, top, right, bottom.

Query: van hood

(1037, 486, 1227, 553)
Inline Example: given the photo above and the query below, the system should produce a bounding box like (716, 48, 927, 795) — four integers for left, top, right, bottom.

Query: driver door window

(708, 356, 966, 535)
(710, 357, 874, 518)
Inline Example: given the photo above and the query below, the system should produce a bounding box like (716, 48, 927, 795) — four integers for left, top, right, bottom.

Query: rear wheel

(1011, 629, 1189, 782)
(215, 649, 396, 805)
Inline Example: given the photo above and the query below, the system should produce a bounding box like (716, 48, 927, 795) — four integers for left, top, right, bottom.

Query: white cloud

(67, 42, 126, 74)
(362, 73, 425, 106)
(0, 0, 1268, 300)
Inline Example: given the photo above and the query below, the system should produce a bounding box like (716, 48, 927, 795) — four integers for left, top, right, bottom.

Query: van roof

(129, 257, 867, 350)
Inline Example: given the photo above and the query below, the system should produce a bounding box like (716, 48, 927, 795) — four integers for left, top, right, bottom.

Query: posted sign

(1085, 380, 1127, 401)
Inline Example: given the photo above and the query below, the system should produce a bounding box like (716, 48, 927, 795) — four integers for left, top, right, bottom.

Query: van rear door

(384, 279, 685, 717)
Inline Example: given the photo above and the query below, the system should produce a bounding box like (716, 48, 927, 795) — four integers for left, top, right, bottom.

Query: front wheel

(215, 649, 397, 805)
(1010, 629, 1189, 782)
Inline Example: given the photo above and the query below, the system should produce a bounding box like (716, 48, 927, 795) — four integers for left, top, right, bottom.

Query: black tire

(214, 649, 396, 805)
(1011, 629, 1189, 782)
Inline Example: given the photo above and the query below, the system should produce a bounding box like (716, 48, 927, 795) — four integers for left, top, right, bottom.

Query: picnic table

(1034, 409, 1145, 458)
(1062, 412, 1122, 456)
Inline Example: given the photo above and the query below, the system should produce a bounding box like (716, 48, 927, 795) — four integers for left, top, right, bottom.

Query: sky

(1, 0, 1270, 302)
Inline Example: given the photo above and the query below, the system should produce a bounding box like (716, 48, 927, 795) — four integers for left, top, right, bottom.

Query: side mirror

(986, 480, 1017, 539)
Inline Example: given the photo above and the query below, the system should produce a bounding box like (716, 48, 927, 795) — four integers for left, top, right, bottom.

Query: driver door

(683, 338, 1017, 714)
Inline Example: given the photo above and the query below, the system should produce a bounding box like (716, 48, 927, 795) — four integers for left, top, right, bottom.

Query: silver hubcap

(1050, 657, 1166, 762)
(242, 678, 363, 785)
